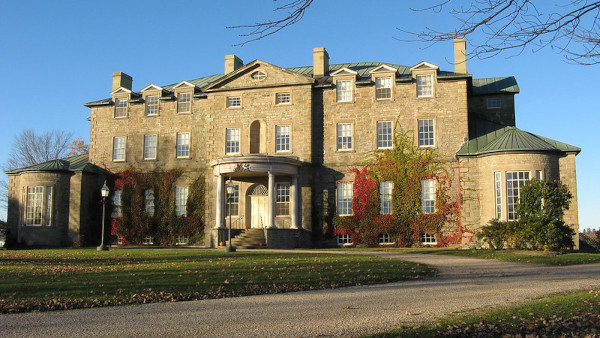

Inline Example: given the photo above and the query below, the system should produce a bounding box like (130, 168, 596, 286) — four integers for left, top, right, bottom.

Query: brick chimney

(225, 55, 244, 74)
(453, 38, 467, 74)
(313, 47, 329, 78)
(112, 72, 132, 91)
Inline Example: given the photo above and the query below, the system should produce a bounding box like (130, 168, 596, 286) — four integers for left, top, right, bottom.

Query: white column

(291, 175, 299, 229)
(215, 175, 225, 229)
(268, 171, 276, 229)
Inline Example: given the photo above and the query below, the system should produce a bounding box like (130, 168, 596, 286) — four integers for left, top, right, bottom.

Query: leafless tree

(4, 129, 74, 171)
(229, 0, 600, 64)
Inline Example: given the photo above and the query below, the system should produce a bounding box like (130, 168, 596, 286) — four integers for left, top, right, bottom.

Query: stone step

(228, 229, 266, 248)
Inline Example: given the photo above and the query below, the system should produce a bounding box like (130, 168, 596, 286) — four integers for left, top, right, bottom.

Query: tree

(230, 0, 600, 64)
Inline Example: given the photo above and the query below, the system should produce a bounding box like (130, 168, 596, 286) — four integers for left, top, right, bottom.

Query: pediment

(330, 67, 358, 77)
(110, 87, 132, 96)
(203, 60, 314, 92)
(140, 84, 163, 92)
(410, 61, 439, 71)
(172, 81, 199, 91)
(370, 64, 398, 74)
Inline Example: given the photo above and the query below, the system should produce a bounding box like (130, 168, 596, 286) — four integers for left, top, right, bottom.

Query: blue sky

(0, 1, 597, 230)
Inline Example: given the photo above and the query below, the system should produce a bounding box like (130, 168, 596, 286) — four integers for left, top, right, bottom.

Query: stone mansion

(5, 39, 580, 248)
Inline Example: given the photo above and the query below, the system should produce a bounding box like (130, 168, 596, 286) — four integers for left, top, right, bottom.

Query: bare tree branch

(3, 129, 75, 171)
(227, 0, 315, 46)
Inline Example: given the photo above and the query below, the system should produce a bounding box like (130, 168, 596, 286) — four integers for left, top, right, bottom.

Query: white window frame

(275, 92, 291, 105)
(487, 97, 502, 109)
(114, 98, 128, 118)
(112, 190, 122, 218)
(44, 186, 53, 226)
(275, 125, 291, 152)
(337, 234, 353, 246)
(143, 235, 154, 245)
(418, 119, 435, 148)
(421, 179, 436, 214)
(276, 183, 290, 216)
(337, 123, 353, 151)
(177, 92, 191, 113)
(378, 234, 394, 245)
(227, 96, 241, 108)
(422, 233, 437, 245)
(380, 181, 393, 215)
(494, 172, 503, 220)
(24, 186, 44, 226)
(225, 128, 240, 155)
(375, 77, 392, 100)
(113, 136, 126, 161)
(377, 121, 393, 149)
(226, 184, 239, 217)
(175, 187, 188, 217)
(251, 71, 267, 81)
(176, 132, 190, 158)
(146, 95, 159, 116)
(506, 171, 530, 221)
(337, 182, 353, 216)
(143, 134, 157, 160)
(145, 189, 155, 216)
(416, 74, 434, 98)
(336, 80, 352, 102)
(176, 236, 189, 245)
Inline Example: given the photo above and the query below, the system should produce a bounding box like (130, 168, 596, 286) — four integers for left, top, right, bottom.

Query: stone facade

(5, 39, 580, 248)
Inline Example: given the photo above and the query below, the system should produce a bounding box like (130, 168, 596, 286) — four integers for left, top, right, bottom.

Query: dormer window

(417, 74, 434, 97)
(251, 71, 267, 80)
(146, 95, 159, 116)
(375, 77, 392, 100)
(177, 93, 191, 113)
(487, 97, 502, 109)
(114, 98, 128, 118)
(336, 80, 352, 102)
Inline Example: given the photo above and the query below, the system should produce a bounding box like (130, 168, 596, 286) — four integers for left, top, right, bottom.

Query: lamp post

(225, 177, 236, 252)
(97, 181, 110, 251)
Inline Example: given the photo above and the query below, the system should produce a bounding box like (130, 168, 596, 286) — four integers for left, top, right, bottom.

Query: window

(276, 183, 290, 216)
(227, 96, 241, 108)
(176, 236, 189, 245)
(226, 128, 240, 154)
(112, 190, 122, 218)
(44, 187, 53, 226)
(226, 184, 239, 216)
(146, 95, 159, 115)
(251, 71, 267, 80)
(337, 234, 353, 246)
(336, 80, 352, 102)
(422, 233, 437, 245)
(421, 180, 436, 214)
(418, 119, 435, 147)
(177, 92, 191, 113)
(337, 123, 353, 151)
(25, 186, 44, 225)
(176, 132, 190, 158)
(275, 125, 290, 152)
(143, 134, 157, 160)
(380, 181, 393, 215)
(276, 93, 291, 105)
(142, 236, 154, 245)
(506, 171, 530, 221)
(494, 172, 503, 220)
(113, 136, 126, 161)
(337, 182, 353, 216)
(377, 121, 393, 149)
(536, 170, 543, 181)
(145, 189, 155, 216)
(487, 97, 502, 109)
(379, 234, 394, 245)
(114, 98, 128, 118)
(416, 74, 433, 97)
(375, 77, 392, 99)
(175, 187, 188, 217)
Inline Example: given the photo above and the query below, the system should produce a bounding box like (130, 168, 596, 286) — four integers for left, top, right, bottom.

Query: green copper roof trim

(83, 98, 112, 107)
(4, 154, 104, 175)
(457, 118, 580, 156)
(472, 77, 520, 95)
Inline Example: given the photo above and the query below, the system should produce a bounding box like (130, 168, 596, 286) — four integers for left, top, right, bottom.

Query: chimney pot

(453, 38, 467, 74)
(112, 72, 132, 91)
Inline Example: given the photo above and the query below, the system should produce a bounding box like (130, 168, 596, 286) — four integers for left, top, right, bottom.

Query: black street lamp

(97, 181, 110, 251)
(225, 177, 236, 252)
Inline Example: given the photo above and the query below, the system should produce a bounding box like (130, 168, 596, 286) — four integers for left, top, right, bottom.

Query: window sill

(112, 159, 126, 163)
(145, 114, 159, 117)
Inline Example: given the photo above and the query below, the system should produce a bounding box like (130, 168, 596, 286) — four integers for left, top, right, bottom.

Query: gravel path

(2, 252, 600, 337)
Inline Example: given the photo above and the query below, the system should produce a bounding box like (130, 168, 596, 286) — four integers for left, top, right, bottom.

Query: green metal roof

(472, 77, 520, 95)
(457, 118, 580, 156)
(4, 154, 104, 175)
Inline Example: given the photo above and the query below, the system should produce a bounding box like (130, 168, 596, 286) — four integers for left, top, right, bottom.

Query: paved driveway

(2, 252, 600, 337)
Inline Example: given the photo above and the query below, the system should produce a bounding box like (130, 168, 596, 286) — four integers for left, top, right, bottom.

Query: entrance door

(249, 196, 267, 228)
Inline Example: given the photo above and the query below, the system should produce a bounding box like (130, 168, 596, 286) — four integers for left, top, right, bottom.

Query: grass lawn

(374, 289, 600, 337)
(324, 247, 600, 266)
(0, 248, 435, 314)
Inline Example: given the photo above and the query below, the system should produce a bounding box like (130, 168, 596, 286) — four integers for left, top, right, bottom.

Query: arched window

(250, 120, 261, 154)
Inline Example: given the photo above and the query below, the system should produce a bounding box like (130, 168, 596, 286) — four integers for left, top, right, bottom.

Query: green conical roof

(4, 153, 103, 175)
